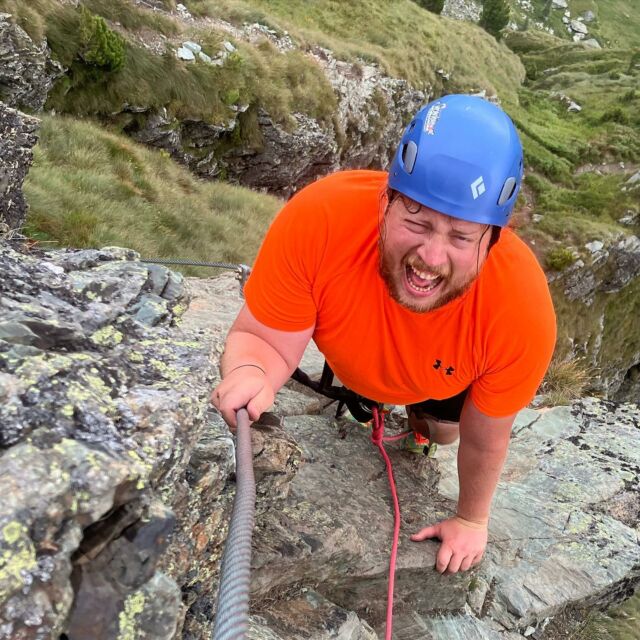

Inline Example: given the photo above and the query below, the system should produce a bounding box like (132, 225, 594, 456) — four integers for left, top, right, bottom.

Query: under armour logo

(433, 359, 455, 376)
(471, 176, 486, 200)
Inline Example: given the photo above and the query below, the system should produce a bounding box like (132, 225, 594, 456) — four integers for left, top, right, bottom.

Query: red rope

(370, 406, 402, 640)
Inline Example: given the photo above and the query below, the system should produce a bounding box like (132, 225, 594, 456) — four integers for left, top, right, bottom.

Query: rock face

(548, 234, 640, 402)
(442, 0, 482, 22)
(0, 259, 638, 639)
(127, 48, 425, 197)
(0, 243, 215, 639)
(0, 103, 40, 233)
(0, 13, 64, 112)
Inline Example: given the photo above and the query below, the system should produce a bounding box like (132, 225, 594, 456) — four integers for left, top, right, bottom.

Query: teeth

(410, 265, 439, 280)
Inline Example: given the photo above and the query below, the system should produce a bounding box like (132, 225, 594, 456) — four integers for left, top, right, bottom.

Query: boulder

(582, 38, 602, 49)
(442, 0, 483, 22)
(570, 20, 589, 35)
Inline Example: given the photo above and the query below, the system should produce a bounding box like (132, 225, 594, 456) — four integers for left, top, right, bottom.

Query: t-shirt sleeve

(469, 285, 557, 418)
(243, 185, 328, 331)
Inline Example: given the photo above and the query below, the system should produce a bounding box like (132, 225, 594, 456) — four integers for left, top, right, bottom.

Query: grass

(0, 0, 336, 127)
(568, 0, 640, 49)
(23, 115, 281, 274)
(574, 591, 640, 640)
(538, 355, 591, 406)
(507, 0, 640, 50)
(185, 0, 526, 102)
(499, 31, 640, 251)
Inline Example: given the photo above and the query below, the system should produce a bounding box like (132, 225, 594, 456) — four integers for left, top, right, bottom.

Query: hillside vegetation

(509, 0, 640, 49)
(23, 115, 281, 274)
(0, 0, 524, 124)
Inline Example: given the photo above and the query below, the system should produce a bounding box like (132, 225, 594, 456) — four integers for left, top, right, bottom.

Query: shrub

(414, 0, 445, 14)
(600, 107, 630, 125)
(479, 0, 510, 41)
(545, 246, 576, 271)
(78, 6, 126, 71)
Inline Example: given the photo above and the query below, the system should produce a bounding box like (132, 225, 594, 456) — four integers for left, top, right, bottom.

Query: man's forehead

(414, 205, 484, 234)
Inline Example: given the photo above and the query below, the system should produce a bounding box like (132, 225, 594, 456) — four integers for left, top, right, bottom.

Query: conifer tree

(479, 0, 510, 41)
(415, 0, 445, 15)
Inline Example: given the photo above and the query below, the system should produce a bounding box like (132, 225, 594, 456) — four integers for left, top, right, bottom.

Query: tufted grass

(23, 115, 281, 274)
(538, 355, 591, 406)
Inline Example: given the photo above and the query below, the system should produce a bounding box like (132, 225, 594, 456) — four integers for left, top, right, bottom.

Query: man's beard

(378, 242, 476, 313)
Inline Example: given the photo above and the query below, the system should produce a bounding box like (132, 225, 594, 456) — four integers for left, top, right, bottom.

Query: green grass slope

(0, 0, 525, 125)
(24, 115, 281, 273)
(509, 0, 640, 49)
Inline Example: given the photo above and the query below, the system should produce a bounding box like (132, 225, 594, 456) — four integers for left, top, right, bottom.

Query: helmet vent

(498, 177, 517, 205)
(401, 141, 418, 174)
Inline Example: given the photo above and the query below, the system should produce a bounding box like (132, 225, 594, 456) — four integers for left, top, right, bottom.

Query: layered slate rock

(192, 272, 640, 640)
(237, 402, 639, 640)
(1, 258, 638, 639)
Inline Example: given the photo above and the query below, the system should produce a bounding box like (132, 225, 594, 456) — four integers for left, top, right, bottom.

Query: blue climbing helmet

(388, 94, 524, 227)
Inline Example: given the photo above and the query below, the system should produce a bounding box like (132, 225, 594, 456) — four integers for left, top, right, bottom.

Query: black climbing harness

(291, 361, 379, 422)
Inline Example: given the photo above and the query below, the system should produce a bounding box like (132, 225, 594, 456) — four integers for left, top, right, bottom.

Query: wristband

(454, 515, 488, 530)
(227, 363, 266, 376)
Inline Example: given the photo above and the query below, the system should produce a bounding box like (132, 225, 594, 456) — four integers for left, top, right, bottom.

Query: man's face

(379, 193, 493, 313)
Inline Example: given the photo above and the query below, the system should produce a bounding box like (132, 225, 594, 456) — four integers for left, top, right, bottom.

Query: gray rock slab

(242, 397, 640, 636)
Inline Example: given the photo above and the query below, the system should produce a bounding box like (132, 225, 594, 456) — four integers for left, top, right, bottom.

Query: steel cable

(140, 258, 244, 270)
(212, 408, 256, 640)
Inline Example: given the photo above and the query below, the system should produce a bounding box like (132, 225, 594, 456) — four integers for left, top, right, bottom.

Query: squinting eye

(453, 235, 472, 243)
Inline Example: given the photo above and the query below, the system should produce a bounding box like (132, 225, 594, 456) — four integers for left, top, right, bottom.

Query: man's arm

(212, 304, 315, 428)
(456, 399, 515, 524)
(411, 398, 516, 574)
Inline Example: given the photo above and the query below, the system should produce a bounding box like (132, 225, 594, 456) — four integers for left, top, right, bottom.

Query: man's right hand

(211, 365, 275, 430)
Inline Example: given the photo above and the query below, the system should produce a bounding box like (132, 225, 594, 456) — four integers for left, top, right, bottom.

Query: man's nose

(416, 234, 448, 267)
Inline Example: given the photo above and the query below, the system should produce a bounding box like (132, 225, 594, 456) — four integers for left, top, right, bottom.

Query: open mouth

(405, 264, 443, 295)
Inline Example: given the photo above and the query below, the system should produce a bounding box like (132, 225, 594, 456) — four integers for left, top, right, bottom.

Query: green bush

(600, 107, 630, 125)
(79, 6, 126, 71)
(479, 0, 510, 42)
(545, 246, 576, 271)
(414, 0, 445, 14)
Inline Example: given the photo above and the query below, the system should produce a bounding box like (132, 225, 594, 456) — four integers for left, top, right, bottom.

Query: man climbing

(211, 94, 556, 575)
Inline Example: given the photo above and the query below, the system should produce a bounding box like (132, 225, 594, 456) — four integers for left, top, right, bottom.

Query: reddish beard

(378, 242, 476, 313)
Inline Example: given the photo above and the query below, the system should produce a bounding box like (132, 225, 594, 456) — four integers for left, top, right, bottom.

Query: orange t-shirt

(244, 170, 557, 417)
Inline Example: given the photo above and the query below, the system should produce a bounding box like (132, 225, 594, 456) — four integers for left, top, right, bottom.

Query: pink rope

(370, 407, 403, 640)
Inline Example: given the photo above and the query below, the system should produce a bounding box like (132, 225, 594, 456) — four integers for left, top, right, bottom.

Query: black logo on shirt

(433, 360, 455, 376)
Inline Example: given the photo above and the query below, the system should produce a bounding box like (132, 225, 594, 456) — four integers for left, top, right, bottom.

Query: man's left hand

(410, 516, 487, 574)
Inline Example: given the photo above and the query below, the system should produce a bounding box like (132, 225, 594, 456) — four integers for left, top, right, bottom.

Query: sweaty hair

(384, 188, 502, 268)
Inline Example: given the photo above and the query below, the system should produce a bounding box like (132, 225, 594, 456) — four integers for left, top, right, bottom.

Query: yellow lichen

(116, 591, 146, 640)
(0, 523, 36, 599)
(3, 522, 24, 545)
(61, 404, 74, 418)
(91, 326, 123, 347)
